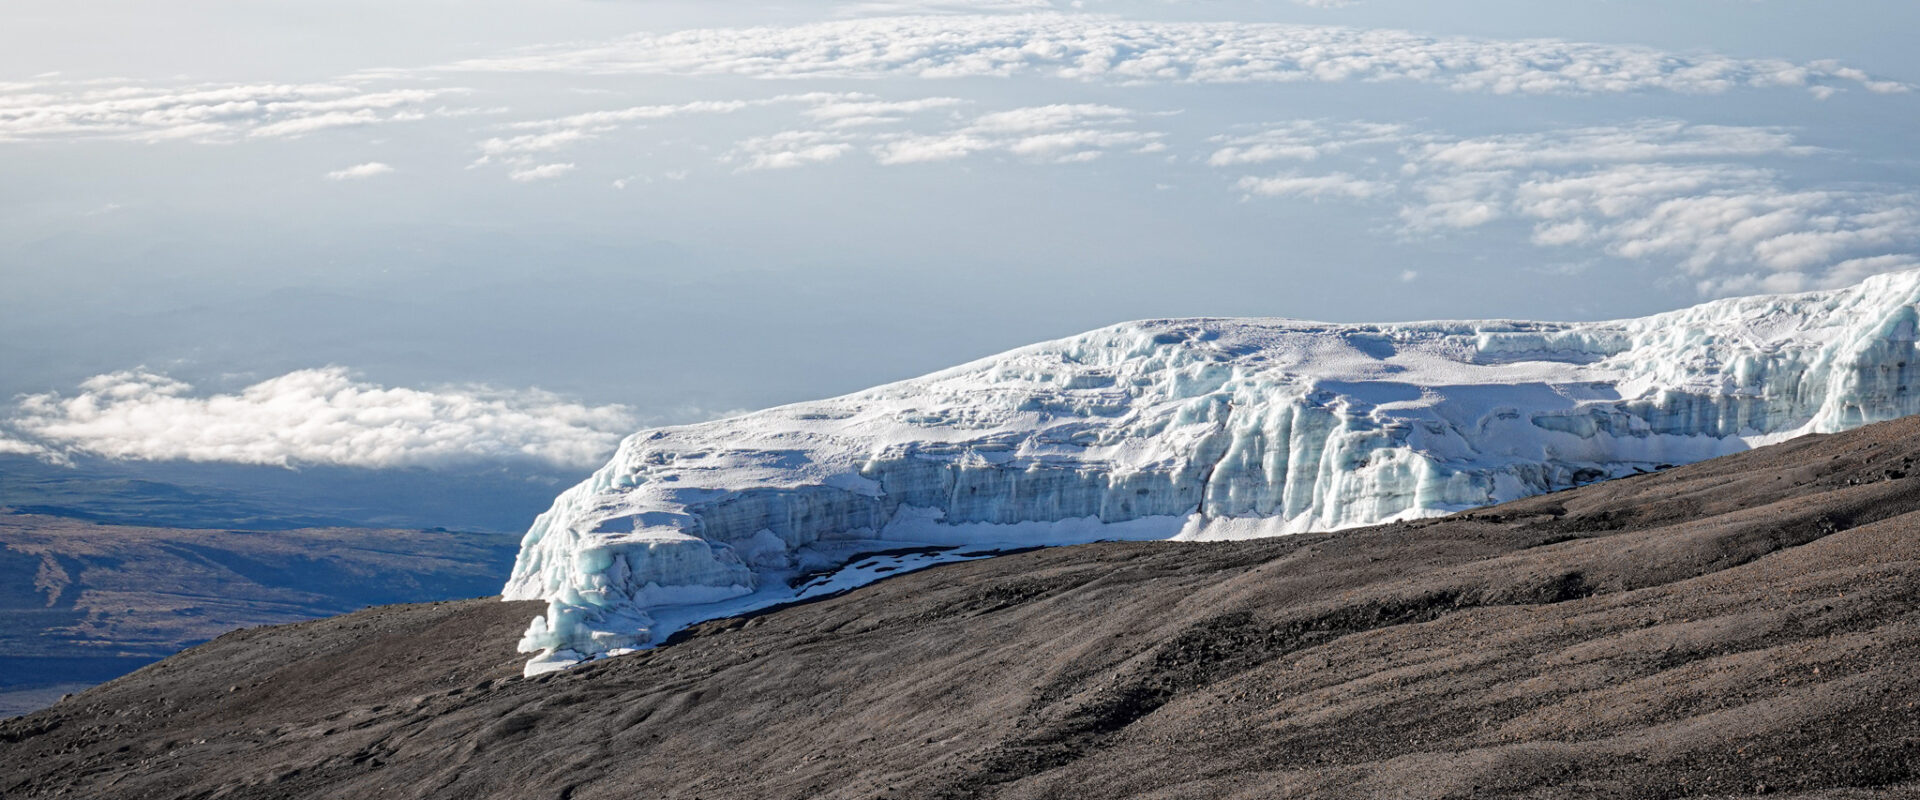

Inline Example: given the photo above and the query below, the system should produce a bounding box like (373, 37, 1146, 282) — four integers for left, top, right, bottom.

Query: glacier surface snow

(506, 270, 1920, 675)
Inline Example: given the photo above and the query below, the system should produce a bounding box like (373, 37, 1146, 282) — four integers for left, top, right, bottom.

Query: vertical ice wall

(506, 270, 1920, 674)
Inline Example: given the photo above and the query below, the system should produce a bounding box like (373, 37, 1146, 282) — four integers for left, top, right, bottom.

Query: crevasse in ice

(505, 270, 1920, 674)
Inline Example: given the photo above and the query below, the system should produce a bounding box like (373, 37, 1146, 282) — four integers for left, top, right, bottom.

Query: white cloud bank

(1236, 172, 1390, 200)
(0, 81, 459, 143)
(441, 14, 1905, 96)
(837, 0, 1056, 15)
(729, 130, 854, 170)
(508, 162, 577, 182)
(487, 91, 1151, 175)
(325, 161, 394, 180)
(474, 92, 956, 179)
(0, 433, 56, 461)
(1216, 119, 1920, 295)
(5, 368, 638, 470)
(718, 101, 1166, 170)
(1508, 165, 1920, 296)
(872, 103, 1164, 164)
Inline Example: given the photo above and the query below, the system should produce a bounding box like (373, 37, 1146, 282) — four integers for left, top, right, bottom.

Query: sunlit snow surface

(508, 271, 1920, 675)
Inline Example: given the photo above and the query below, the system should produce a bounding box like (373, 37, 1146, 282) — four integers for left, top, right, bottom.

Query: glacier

(505, 270, 1920, 675)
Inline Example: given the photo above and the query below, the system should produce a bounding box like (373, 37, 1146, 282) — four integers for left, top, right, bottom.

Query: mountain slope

(5, 415, 1917, 799)
(510, 270, 1920, 673)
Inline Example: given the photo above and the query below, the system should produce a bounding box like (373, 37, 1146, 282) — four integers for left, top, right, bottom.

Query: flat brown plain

(5, 416, 1920, 799)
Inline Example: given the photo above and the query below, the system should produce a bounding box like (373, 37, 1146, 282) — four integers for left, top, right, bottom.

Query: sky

(1, 0, 1917, 482)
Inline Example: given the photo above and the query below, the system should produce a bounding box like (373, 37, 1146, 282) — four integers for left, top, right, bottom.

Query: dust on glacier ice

(507, 270, 1920, 675)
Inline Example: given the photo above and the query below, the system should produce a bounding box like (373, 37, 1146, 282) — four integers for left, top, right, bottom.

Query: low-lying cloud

(871, 103, 1164, 165)
(705, 99, 1165, 171)
(1236, 172, 1390, 200)
(325, 161, 394, 180)
(4, 368, 640, 470)
(1216, 119, 1920, 295)
(0, 80, 459, 144)
(440, 15, 1906, 97)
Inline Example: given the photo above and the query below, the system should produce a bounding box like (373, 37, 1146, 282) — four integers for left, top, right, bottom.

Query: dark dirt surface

(6, 418, 1920, 799)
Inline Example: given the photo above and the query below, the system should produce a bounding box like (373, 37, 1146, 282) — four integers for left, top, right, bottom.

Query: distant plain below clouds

(0, 368, 643, 471)
(432, 14, 1908, 96)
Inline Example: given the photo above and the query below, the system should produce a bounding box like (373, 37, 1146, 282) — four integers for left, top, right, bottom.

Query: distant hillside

(5, 416, 1917, 798)
(0, 454, 577, 532)
(0, 516, 517, 717)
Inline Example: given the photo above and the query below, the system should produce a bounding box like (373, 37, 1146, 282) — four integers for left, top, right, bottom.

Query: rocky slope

(4, 415, 1918, 798)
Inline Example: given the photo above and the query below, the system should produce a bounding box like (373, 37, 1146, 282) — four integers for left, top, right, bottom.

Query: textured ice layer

(506, 270, 1920, 674)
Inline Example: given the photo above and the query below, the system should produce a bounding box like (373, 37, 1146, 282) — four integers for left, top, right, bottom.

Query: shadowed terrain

(0, 516, 518, 717)
(4, 417, 1920, 798)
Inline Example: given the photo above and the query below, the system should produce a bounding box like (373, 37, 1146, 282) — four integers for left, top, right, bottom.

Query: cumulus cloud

(475, 93, 946, 178)
(0, 432, 57, 462)
(470, 129, 598, 180)
(478, 129, 594, 159)
(1397, 170, 1514, 231)
(5, 368, 637, 470)
(473, 91, 1089, 179)
(728, 130, 854, 170)
(0, 81, 457, 143)
(1509, 164, 1920, 295)
(502, 98, 763, 133)
(1236, 172, 1389, 200)
(1406, 121, 1815, 171)
(838, 0, 1055, 14)
(1393, 127, 1920, 293)
(705, 100, 1160, 171)
(1208, 120, 1407, 166)
(1216, 119, 1920, 295)
(438, 15, 1903, 97)
(509, 162, 576, 182)
(799, 95, 966, 128)
(871, 103, 1164, 164)
(325, 161, 394, 181)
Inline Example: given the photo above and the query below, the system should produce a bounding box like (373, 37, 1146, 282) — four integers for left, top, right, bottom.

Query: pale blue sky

(2, 0, 1917, 477)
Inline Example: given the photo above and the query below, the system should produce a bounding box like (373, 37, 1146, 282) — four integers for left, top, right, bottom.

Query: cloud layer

(871, 103, 1164, 164)
(0, 80, 458, 143)
(1216, 119, 1920, 295)
(715, 101, 1167, 169)
(4, 368, 638, 470)
(443, 14, 1906, 96)
(325, 161, 394, 180)
(475, 92, 1164, 176)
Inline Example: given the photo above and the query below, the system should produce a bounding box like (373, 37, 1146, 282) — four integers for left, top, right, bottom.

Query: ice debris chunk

(506, 269, 1920, 675)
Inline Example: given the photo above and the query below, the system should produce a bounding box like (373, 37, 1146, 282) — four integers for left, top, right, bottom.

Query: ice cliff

(506, 270, 1920, 674)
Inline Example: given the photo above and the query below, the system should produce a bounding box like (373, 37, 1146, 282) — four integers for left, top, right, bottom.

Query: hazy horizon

(5, 0, 1917, 485)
